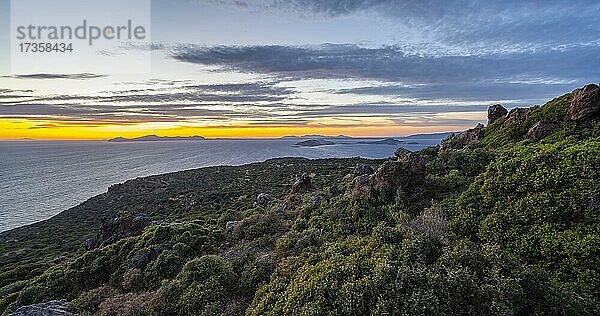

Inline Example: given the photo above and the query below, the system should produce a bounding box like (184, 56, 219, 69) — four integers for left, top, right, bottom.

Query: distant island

(108, 135, 206, 142)
(294, 139, 335, 147)
(402, 132, 455, 139)
(282, 134, 351, 139)
(357, 137, 404, 145)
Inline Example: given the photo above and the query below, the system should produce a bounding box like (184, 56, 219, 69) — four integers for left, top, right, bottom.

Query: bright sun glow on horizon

(0, 117, 481, 140)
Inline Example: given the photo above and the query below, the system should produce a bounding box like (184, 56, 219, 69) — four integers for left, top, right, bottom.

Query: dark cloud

(0, 88, 36, 104)
(275, 102, 490, 118)
(6, 73, 106, 80)
(0, 82, 296, 105)
(0, 99, 287, 123)
(171, 43, 599, 93)
(333, 82, 575, 105)
(99, 82, 295, 103)
(0, 88, 34, 94)
(183, 83, 291, 96)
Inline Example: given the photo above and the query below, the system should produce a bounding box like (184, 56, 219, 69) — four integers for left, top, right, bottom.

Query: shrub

(144, 250, 185, 287)
(249, 237, 584, 315)
(232, 211, 282, 241)
(98, 292, 159, 316)
(121, 269, 144, 292)
(155, 255, 238, 315)
(408, 206, 449, 242)
(451, 140, 600, 290)
(70, 285, 118, 314)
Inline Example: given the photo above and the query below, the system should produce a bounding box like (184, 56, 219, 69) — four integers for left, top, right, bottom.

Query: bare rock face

(440, 123, 485, 150)
(308, 194, 324, 208)
(9, 300, 74, 316)
(373, 153, 426, 191)
(488, 104, 508, 124)
(527, 122, 559, 139)
(371, 161, 412, 192)
(347, 174, 373, 197)
(566, 83, 600, 121)
(128, 246, 165, 270)
(502, 108, 531, 128)
(397, 152, 427, 178)
(85, 214, 151, 250)
(346, 152, 427, 199)
(291, 173, 316, 194)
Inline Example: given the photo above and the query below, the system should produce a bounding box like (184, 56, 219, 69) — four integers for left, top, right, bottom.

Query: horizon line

(0, 131, 460, 142)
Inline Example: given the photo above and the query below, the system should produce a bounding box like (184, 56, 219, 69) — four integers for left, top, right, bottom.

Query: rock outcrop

(9, 300, 73, 316)
(566, 83, 600, 121)
(85, 214, 151, 250)
(503, 108, 531, 128)
(488, 104, 508, 124)
(527, 122, 559, 139)
(397, 152, 427, 177)
(347, 151, 427, 198)
(371, 160, 413, 192)
(440, 123, 485, 150)
(347, 174, 372, 197)
(291, 173, 316, 194)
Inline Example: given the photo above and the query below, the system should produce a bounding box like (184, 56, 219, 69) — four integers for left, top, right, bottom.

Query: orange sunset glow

(0, 118, 479, 140)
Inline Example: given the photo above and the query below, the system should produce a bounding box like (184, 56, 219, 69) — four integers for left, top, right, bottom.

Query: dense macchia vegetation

(1, 85, 599, 315)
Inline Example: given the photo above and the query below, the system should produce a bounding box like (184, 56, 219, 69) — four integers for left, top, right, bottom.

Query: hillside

(1, 84, 599, 315)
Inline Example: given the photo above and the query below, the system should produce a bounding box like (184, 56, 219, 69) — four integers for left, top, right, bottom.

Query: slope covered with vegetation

(1, 85, 599, 315)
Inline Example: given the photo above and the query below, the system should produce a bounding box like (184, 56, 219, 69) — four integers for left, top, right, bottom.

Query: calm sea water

(0, 135, 446, 232)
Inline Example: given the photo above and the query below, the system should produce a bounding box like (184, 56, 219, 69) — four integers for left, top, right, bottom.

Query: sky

(0, 0, 599, 139)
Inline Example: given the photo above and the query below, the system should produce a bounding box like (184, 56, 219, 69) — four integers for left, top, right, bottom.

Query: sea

(0, 134, 448, 232)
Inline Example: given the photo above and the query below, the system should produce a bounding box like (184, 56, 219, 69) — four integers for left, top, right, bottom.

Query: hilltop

(1, 84, 599, 315)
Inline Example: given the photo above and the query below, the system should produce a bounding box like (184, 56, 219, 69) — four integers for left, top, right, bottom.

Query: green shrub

(144, 250, 185, 287)
(70, 285, 118, 314)
(156, 255, 238, 315)
(121, 269, 144, 292)
(249, 236, 579, 315)
(451, 139, 600, 292)
(232, 211, 282, 241)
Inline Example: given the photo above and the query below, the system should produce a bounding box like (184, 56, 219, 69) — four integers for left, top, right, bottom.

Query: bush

(70, 285, 118, 314)
(451, 140, 600, 291)
(154, 255, 238, 315)
(121, 269, 144, 292)
(249, 236, 584, 315)
(408, 206, 449, 242)
(144, 250, 185, 287)
(98, 292, 159, 316)
(232, 211, 282, 241)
